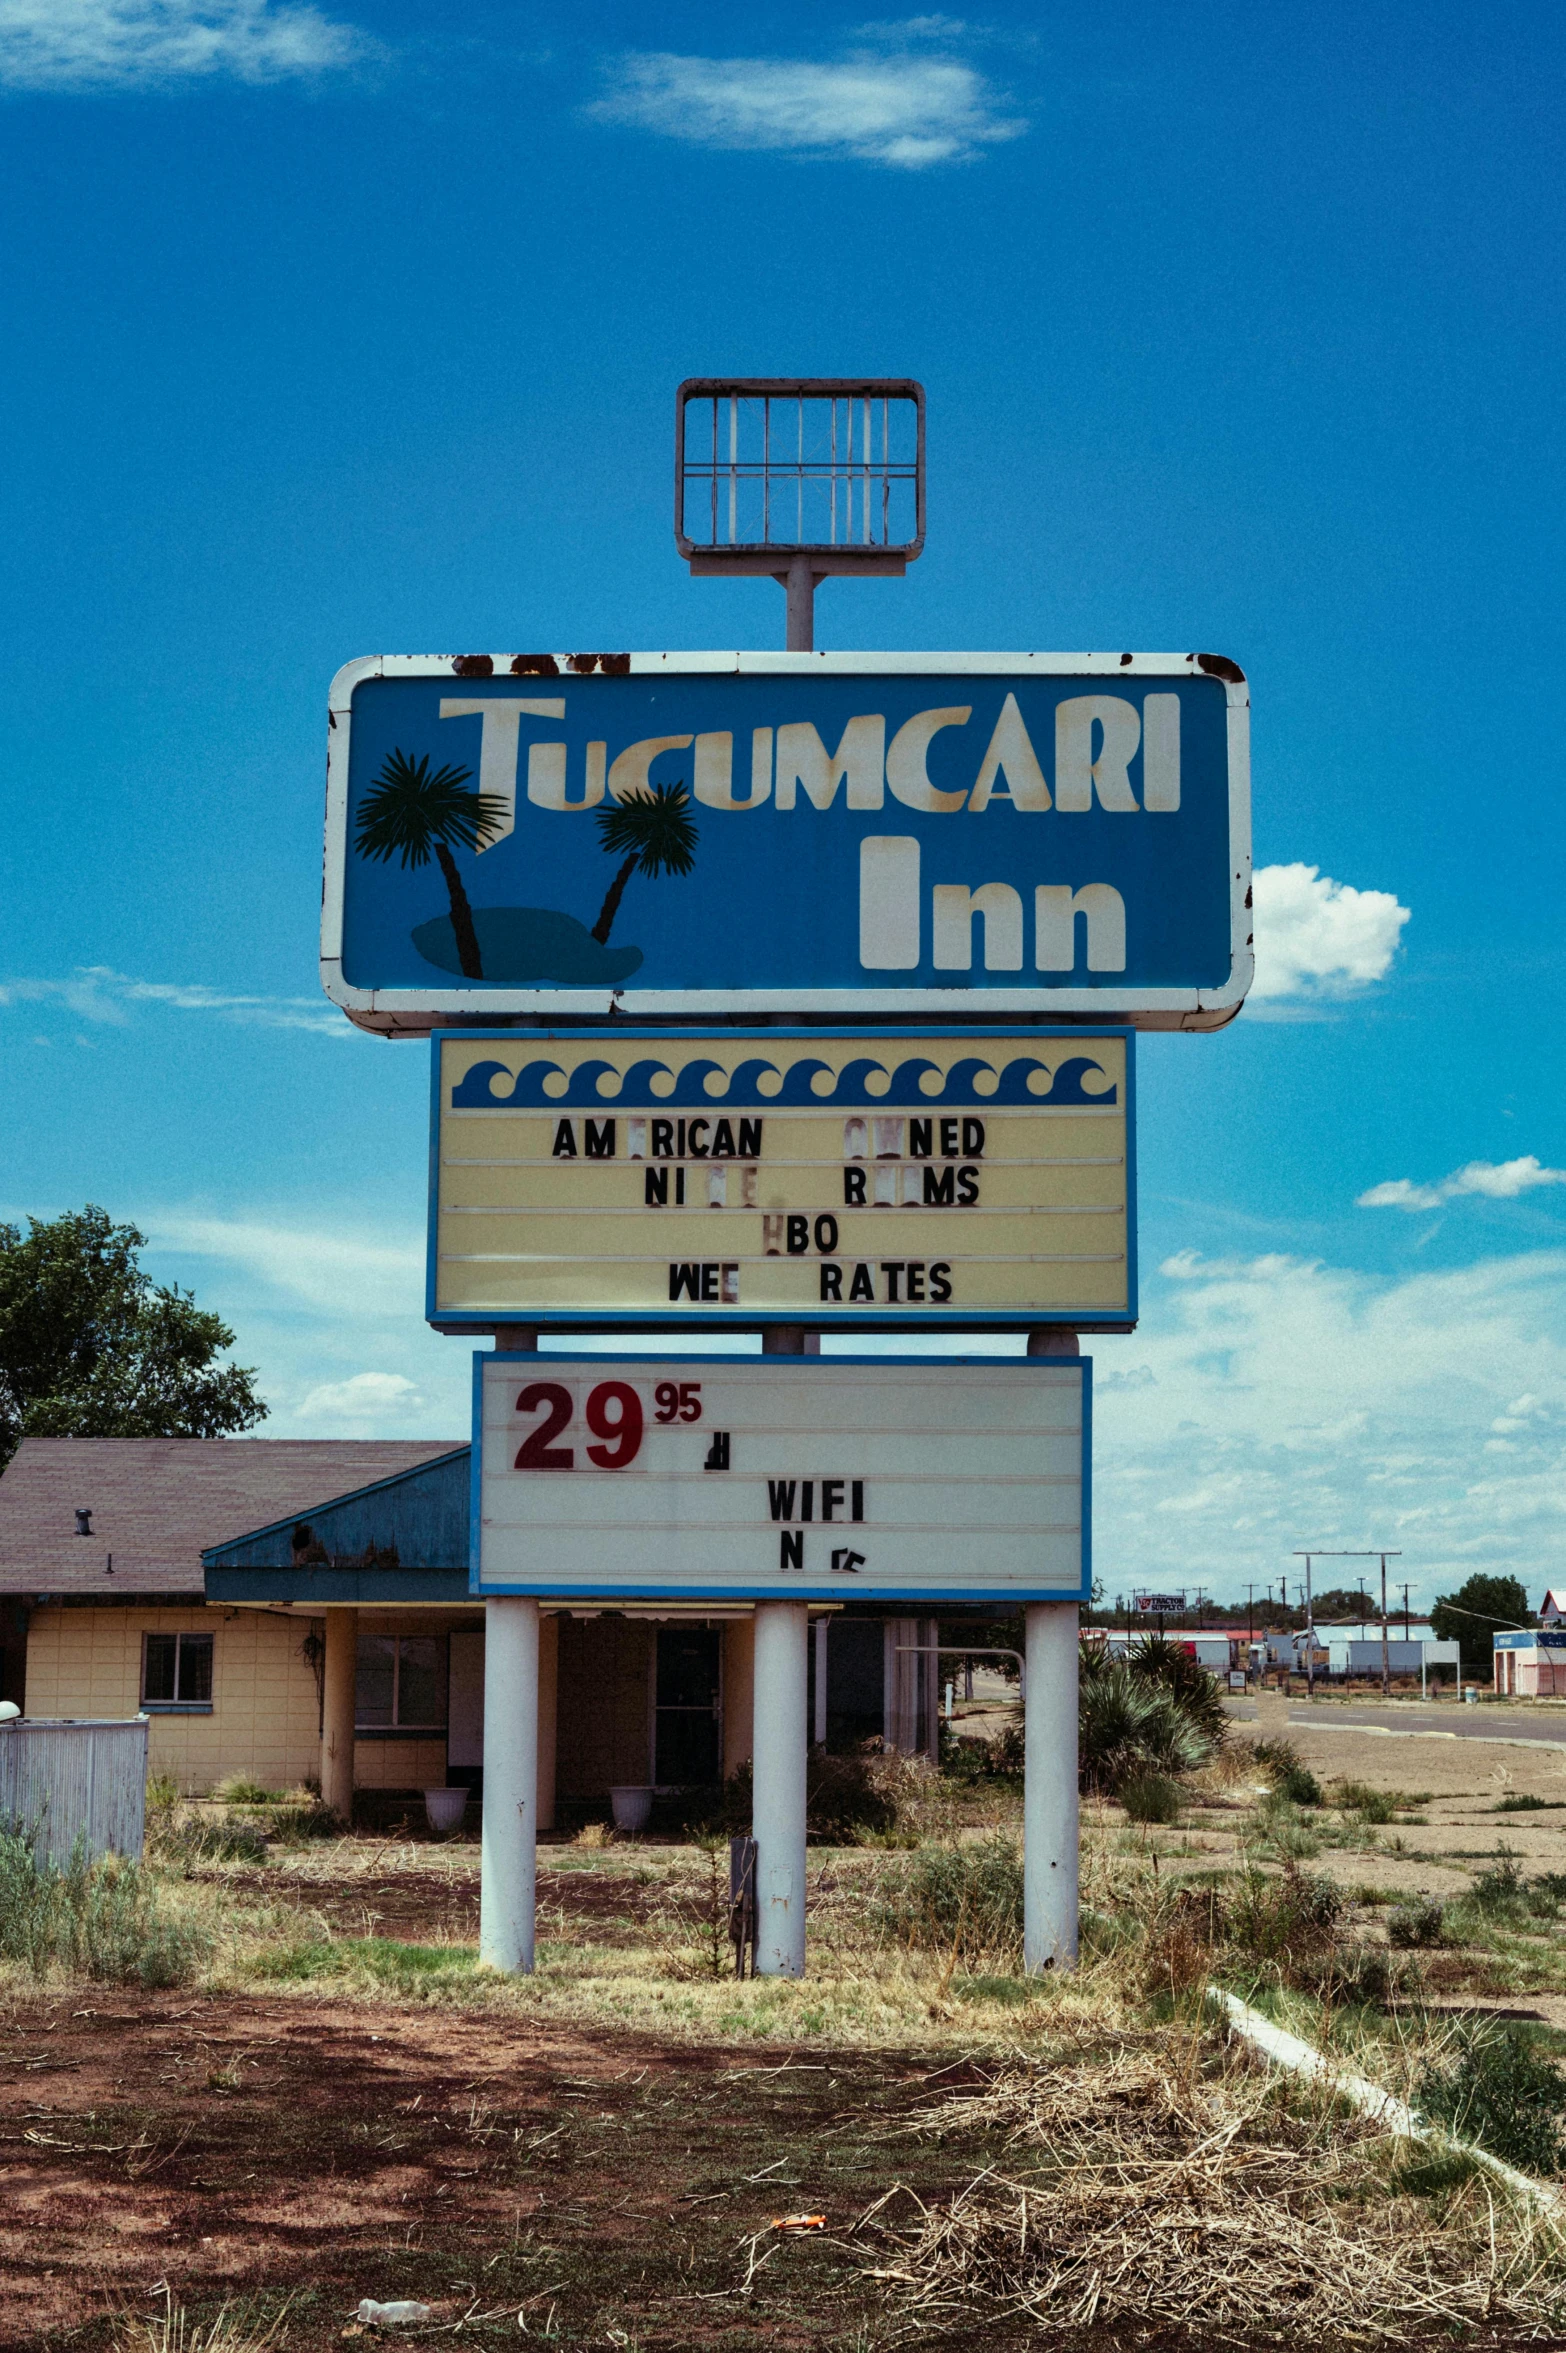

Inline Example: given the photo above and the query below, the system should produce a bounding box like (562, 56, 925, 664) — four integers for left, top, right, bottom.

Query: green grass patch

(954, 1973, 1035, 2007)
(0, 1828, 209, 1987)
(250, 1936, 480, 1991)
(1418, 2021, 1566, 2172)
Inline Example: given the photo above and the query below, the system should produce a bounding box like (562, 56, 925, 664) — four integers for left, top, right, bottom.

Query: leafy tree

(354, 749, 508, 980)
(1430, 1573, 1535, 1671)
(592, 783, 699, 944)
(1311, 1587, 1380, 1622)
(0, 1207, 265, 1470)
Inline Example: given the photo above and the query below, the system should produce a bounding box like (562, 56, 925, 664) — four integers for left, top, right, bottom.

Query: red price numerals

(653, 1381, 703, 1424)
(512, 1379, 691, 1472)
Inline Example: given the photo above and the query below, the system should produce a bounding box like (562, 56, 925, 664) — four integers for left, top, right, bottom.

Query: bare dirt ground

(1, 1988, 1017, 2351)
(15, 1698, 1566, 2351)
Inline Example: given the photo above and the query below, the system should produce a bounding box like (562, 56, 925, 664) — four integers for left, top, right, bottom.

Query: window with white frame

(141, 1631, 214, 1711)
(356, 1634, 447, 1732)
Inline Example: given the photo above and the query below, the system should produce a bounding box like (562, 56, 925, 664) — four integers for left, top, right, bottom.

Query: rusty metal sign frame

(674, 377, 926, 573)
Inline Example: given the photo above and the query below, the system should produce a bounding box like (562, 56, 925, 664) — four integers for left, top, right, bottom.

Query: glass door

(654, 1627, 722, 1786)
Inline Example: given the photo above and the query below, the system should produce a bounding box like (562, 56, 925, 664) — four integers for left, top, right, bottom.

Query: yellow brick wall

(25, 1607, 471, 1796)
(24, 1606, 324, 1793)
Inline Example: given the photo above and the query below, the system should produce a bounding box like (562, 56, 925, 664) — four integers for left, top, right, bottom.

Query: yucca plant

(1078, 1649, 1212, 1795)
(353, 748, 508, 979)
(592, 782, 699, 944)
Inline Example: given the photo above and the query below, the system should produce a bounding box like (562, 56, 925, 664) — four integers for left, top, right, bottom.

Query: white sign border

(469, 1349, 1092, 1606)
(323, 652, 1251, 1035)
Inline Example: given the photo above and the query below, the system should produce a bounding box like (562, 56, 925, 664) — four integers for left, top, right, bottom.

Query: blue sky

(2, 0, 1564, 1609)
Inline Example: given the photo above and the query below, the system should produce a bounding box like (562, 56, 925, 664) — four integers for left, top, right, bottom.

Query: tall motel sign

(318, 380, 1252, 1973)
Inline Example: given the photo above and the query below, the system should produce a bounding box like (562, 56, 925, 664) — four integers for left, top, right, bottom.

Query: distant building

(1494, 1629, 1566, 1696)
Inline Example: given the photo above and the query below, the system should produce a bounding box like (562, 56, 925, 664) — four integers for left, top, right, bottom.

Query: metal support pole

(762, 1324, 819, 1355)
(784, 554, 816, 652)
(1023, 1600, 1080, 1972)
(752, 1600, 809, 1976)
(479, 1596, 539, 1974)
(813, 1615, 829, 1746)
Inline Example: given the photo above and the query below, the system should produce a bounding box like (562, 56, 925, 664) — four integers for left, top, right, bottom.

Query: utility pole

(1294, 1550, 1403, 1697)
(1400, 1582, 1413, 1638)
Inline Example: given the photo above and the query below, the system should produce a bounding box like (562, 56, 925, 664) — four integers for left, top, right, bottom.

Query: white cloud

(0, 0, 366, 89)
(1092, 1245, 1566, 1604)
(1160, 1249, 1317, 1282)
(1249, 863, 1410, 1003)
(1358, 1157, 1566, 1214)
(144, 1213, 424, 1317)
(297, 1370, 426, 1427)
(0, 967, 344, 1035)
(590, 48, 1024, 167)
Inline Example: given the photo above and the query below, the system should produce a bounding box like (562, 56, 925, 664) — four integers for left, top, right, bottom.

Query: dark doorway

(655, 1627, 721, 1785)
(825, 1619, 885, 1747)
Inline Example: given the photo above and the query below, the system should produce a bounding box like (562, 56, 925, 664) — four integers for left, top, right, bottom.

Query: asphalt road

(1224, 1701, 1566, 1748)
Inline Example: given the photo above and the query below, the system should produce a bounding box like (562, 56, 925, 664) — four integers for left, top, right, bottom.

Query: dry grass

(852, 2031, 1566, 2343)
(117, 2286, 292, 2353)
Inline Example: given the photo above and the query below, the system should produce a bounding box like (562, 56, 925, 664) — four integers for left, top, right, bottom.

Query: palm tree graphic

(354, 749, 508, 980)
(592, 782, 699, 944)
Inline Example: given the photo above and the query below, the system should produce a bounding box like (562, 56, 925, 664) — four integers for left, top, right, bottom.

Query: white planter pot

(609, 1785, 653, 1834)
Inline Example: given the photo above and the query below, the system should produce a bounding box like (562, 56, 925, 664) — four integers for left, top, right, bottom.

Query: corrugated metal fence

(0, 1719, 149, 1869)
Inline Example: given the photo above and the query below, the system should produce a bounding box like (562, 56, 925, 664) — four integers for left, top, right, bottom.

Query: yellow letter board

(429, 1028, 1134, 1332)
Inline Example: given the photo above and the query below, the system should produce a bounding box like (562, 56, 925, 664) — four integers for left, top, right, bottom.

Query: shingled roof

(0, 1438, 464, 1597)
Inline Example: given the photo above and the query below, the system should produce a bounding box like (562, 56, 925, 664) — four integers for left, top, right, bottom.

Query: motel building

(0, 1438, 943, 1816)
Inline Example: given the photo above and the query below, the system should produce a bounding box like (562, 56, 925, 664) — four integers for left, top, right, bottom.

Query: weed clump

(1418, 2022, 1566, 2174)
(873, 1832, 1023, 1965)
(0, 1826, 208, 1987)
(1253, 1739, 1321, 1807)
(1227, 1864, 1340, 1966)
(152, 1814, 272, 1868)
(1250, 1794, 1323, 1861)
(942, 1725, 1023, 1784)
(706, 1750, 911, 1844)
(1468, 1848, 1527, 1914)
(1388, 1898, 1444, 1949)
(1330, 1778, 1397, 1824)
(1120, 1770, 1183, 1826)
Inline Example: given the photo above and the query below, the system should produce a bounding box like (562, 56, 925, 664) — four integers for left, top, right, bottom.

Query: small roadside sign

(472, 1353, 1089, 1604)
(323, 652, 1250, 1034)
(430, 1027, 1134, 1332)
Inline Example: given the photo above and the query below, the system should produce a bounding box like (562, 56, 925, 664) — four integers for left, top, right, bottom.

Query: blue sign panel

(321, 653, 1250, 1035)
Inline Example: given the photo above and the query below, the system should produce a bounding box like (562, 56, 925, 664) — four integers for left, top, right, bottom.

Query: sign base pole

(479, 1595, 539, 1974)
(1024, 1599, 1080, 1972)
(752, 1600, 809, 1976)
